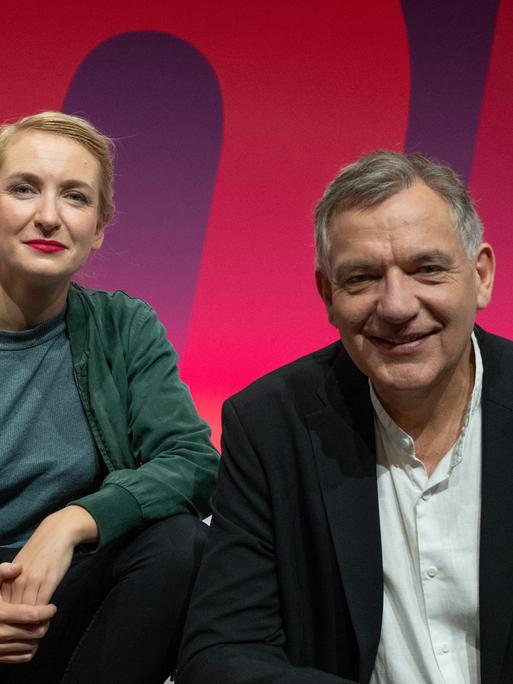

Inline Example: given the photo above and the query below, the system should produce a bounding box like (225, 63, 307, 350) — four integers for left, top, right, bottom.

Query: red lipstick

(24, 239, 67, 253)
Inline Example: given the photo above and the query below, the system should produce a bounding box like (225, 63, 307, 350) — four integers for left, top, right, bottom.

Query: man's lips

(368, 331, 435, 352)
(24, 239, 67, 253)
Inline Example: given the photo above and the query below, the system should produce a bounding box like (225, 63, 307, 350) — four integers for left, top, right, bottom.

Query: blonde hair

(0, 111, 115, 228)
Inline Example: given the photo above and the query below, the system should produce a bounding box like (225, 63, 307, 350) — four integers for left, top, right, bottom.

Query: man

(177, 152, 510, 683)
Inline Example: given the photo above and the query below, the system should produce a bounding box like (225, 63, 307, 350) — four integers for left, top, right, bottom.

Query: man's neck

(0, 278, 69, 331)
(373, 345, 475, 475)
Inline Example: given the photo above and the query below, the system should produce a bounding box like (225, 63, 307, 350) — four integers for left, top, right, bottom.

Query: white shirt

(369, 335, 483, 684)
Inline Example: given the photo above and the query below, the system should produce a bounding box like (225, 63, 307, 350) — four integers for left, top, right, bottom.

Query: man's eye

(345, 274, 374, 286)
(418, 264, 444, 274)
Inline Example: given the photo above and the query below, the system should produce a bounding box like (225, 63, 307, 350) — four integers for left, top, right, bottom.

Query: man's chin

(369, 367, 438, 397)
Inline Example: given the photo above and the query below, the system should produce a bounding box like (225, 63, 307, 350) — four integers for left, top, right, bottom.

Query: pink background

(2, 0, 511, 445)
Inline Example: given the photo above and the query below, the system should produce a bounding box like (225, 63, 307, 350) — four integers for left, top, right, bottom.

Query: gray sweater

(0, 311, 100, 549)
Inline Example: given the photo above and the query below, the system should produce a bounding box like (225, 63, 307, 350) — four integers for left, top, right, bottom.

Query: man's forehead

(329, 183, 463, 250)
(332, 181, 451, 225)
(328, 199, 469, 279)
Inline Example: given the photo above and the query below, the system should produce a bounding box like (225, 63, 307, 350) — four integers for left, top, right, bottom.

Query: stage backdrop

(2, 0, 512, 445)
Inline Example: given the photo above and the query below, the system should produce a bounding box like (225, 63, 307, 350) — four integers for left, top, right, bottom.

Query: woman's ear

(91, 222, 105, 251)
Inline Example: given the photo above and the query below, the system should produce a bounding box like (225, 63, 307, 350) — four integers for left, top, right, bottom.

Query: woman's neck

(0, 279, 69, 331)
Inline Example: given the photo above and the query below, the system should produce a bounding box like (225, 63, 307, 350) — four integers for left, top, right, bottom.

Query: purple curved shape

(401, 0, 500, 182)
(63, 31, 223, 357)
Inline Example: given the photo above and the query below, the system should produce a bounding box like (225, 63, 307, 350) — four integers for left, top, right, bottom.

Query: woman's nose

(375, 269, 420, 324)
(34, 194, 61, 233)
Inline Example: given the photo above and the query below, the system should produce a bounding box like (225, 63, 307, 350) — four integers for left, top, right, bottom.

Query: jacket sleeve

(176, 398, 355, 684)
(72, 302, 219, 548)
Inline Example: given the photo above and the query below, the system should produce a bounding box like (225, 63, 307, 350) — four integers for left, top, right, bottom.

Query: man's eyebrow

(331, 261, 379, 280)
(410, 250, 454, 264)
(331, 250, 456, 280)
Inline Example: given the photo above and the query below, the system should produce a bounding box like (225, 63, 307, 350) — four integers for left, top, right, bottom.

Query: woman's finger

(0, 641, 38, 663)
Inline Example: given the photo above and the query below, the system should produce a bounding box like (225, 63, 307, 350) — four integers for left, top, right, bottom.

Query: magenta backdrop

(1, 0, 510, 445)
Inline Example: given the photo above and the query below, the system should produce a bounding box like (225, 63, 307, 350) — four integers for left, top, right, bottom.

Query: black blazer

(177, 328, 513, 684)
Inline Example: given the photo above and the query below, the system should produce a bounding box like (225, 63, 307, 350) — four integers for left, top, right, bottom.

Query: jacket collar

(307, 346, 382, 683)
(65, 283, 90, 369)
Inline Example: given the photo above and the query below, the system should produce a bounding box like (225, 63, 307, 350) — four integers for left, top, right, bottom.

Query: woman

(0, 111, 219, 683)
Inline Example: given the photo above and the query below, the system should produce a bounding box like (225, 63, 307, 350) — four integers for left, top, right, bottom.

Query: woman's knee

(152, 514, 208, 572)
(119, 514, 209, 584)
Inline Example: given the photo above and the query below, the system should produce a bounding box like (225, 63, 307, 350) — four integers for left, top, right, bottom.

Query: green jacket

(66, 284, 219, 548)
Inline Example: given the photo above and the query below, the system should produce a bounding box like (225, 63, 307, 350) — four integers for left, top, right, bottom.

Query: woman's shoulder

(67, 284, 164, 353)
(69, 283, 155, 321)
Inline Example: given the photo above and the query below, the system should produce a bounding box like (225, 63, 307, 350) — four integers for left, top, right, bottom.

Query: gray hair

(314, 150, 483, 274)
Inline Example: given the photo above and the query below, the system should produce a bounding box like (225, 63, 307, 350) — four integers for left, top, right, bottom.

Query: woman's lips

(24, 240, 66, 253)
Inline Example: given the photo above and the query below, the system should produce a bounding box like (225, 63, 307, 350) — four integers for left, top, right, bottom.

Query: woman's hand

(0, 562, 56, 663)
(0, 506, 97, 663)
(1, 506, 98, 607)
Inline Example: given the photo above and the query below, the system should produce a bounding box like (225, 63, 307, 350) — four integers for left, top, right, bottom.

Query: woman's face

(0, 130, 103, 289)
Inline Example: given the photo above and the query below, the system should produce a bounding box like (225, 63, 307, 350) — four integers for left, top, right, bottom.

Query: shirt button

(401, 437, 409, 448)
(422, 491, 432, 501)
(439, 643, 449, 654)
(427, 566, 438, 578)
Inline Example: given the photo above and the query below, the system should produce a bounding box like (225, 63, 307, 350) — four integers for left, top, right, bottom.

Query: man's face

(317, 181, 495, 401)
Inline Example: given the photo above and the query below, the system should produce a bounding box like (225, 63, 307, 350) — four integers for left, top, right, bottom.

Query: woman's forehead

(1, 130, 100, 186)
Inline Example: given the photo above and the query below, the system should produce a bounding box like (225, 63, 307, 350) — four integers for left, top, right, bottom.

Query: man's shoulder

(227, 341, 343, 414)
(476, 326, 513, 354)
(476, 326, 513, 371)
(476, 326, 513, 401)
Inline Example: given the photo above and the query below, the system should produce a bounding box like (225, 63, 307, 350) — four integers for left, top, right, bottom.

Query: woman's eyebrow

(4, 172, 96, 193)
(59, 179, 96, 192)
(3, 171, 41, 184)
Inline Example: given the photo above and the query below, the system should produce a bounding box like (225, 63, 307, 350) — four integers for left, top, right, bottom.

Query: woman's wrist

(48, 506, 99, 546)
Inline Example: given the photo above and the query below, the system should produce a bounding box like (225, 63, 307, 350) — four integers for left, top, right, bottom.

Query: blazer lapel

(307, 349, 382, 683)
(479, 333, 513, 684)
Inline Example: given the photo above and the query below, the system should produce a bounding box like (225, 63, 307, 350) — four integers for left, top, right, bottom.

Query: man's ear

(315, 270, 335, 325)
(474, 243, 495, 310)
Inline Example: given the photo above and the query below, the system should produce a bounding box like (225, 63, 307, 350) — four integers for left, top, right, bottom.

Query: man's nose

(375, 269, 420, 324)
(34, 193, 61, 233)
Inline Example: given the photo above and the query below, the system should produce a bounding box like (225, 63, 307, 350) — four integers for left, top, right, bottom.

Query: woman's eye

(11, 183, 35, 196)
(66, 192, 89, 204)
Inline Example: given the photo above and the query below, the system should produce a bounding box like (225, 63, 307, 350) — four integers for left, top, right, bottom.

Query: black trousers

(0, 514, 208, 684)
